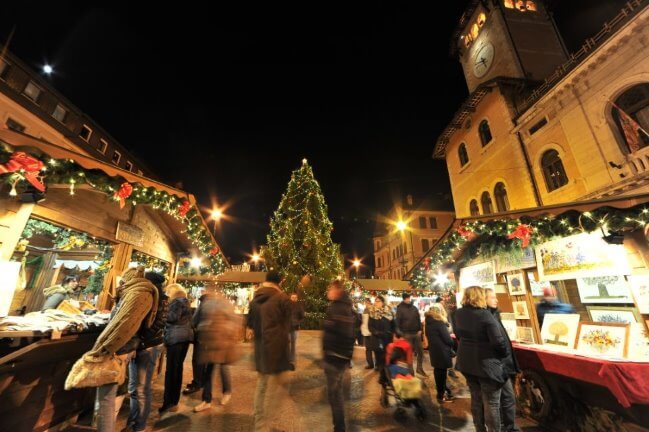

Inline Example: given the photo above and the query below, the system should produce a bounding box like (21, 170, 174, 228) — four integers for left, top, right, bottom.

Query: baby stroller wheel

(393, 407, 407, 422)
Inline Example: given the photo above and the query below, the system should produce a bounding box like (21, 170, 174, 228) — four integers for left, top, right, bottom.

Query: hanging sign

(116, 222, 145, 247)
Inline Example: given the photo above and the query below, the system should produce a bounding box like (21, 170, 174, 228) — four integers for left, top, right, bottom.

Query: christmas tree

(263, 159, 343, 314)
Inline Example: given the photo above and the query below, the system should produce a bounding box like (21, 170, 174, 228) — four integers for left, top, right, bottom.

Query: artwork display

(506, 272, 526, 296)
(500, 313, 516, 321)
(535, 233, 630, 281)
(576, 323, 629, 358)
(459, 261, 496, 288)
(527, 271, 549, 296)
(496, 247, 536, 273)
(576, 276, 633, 304)
(540, 313, 581, 349)
(628, 323, 649, 361)
(502, 319, 518, 341)
(517, 327, 535, 344)
(587, 306, 640, 324)
(512, 301, 530, 320)
(628, 275, 649, 314)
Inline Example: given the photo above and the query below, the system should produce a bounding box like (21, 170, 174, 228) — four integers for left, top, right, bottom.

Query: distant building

(433, 0, 649, 217)
(373, 194, 454, 280)
(0, 46, 154, 177)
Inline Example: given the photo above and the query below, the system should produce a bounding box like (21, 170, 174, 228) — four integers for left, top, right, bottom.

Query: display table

(513, 343, 649, 430)
(0, 327, 103, 432)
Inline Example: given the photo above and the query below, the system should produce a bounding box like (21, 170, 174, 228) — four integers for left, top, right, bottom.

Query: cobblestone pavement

(71, 330, 546, 431)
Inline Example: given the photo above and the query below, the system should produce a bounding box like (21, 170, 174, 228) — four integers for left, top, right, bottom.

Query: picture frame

(459, 261, 496, 289)
(576, 276, 633, 304)
(628, 275, 649, 314)
(540, 313, 581, 349)
(516, 327, 535, 344)
(527, 271, 548, 297)
(506, 272, 526, 296)
(586, 306, 641, 324)
(502, 319, 518, 341)
(576, 322, 629, 358)
(500, 313, 516, 321)
(628, 323, 649, 361)
(512, 301, 530, 320)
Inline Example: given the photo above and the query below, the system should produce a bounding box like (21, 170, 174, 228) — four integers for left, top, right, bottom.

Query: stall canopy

(178, 271, 267, 284)
(355, 279, 410, 291)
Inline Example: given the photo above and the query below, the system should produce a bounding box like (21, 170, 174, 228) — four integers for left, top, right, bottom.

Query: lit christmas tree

(263, 159, 343, 314)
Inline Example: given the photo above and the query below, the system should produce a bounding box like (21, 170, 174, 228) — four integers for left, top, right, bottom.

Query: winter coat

(536, 299, 575, 326)
(454, 305, 508, 384)
(196, 294, 242, 365)
(386, 338, 413, 365)
(360, 311, 371, 337)
(322, 293, 356, 363)
(87, 277, 158, 357)
(42, 292, 68, 311)
(425, 316, 454, 369)
(396, 302, 421, 334)
(164, 297, 193, 346)
(367, 307, 395, 351)
(247, 282, 292, 374)
(489, 307, 520, 378)
(290, 300, 306, 330)
(139, 289, 169, 349)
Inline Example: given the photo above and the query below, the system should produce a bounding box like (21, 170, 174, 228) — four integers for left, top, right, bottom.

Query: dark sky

(1, 1, 629, 265)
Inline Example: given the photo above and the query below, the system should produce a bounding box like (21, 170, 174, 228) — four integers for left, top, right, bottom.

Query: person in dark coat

(289, 292, 305, 369)
(395, 292, 426, 376)
(246, 271, 292, 431)
(322, 279, 356, 432)
(424, 304, 455, 403)
(184, 288, 207, 395)
(535, 286, 575, 327)
(455, 286, 508, 432)
(485, 288, 521, 432)
(367, 295, 394, 384)
(160, 285, 193, 413)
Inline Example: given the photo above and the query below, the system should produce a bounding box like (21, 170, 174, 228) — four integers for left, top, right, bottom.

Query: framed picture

(507, 272, 526, 296)
(502, 319, 518, 341)
(496, 247, 536, 273)
(500, 313, 516, 321)
(576, 322, 629, 358)
(535, 232, 630, 281)
(459, 261, 496, 289)
(540, 313, 581, 349)
(576, 276, 633, 304)
(512, 301, 530, 320)
(628, 323, 649, 361)
(517, 327, 535, 344)
(527, 271, 549, 297)
(628, 275, 649, 314)
(587, 306, 640, 324)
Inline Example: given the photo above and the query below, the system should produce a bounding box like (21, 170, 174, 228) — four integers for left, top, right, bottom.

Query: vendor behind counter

(41, 275, 80, 311)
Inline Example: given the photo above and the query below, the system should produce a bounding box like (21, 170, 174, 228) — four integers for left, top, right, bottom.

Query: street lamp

(211, 208, 223, 235)
(353, 258, 361, 279)
(251, 253, 260, 271)
(396, 219, 416, 271)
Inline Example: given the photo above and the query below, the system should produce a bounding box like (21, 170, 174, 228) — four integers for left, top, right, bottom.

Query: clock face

(472, 42, 495, 78)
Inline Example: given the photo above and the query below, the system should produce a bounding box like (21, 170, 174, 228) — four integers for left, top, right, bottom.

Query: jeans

(289, 330, 298, 364)
(403, 333, 424, 371)
(202, 363, 231, 403)
(501, 378, 521, 432)
(162, 342, 190, 407)
(128, 345, 163, 431)
(253, 372, 288, 431)
(466, 374, 503, 432)
(324, 359, 347, 432)
(433, 368, 449, 399)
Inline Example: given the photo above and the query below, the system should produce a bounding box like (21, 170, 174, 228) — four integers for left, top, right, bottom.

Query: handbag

(64, 352, 128, 390)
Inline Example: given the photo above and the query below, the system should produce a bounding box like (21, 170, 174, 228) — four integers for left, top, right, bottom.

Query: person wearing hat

(535, 286, 574, 327)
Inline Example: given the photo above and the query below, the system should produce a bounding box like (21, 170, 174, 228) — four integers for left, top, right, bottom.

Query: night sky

(1, 1, 629, 265)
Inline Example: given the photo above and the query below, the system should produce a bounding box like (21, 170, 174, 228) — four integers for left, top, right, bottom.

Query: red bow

(457, 225, 475, 240)
(424, 258, 431, 271)
(178, 200, 191, 217)
(114, 182, 133, 209)
(0, 152, 45, 191)
(209, 246, 220, 255)
(508, 224, 533, 248)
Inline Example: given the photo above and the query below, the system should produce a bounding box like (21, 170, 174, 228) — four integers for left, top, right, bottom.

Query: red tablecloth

(513, 343, 649, 408)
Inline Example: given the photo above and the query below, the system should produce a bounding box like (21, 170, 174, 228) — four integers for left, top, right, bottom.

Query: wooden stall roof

(355, 279, 410, 291)
(178, 272, 267, 283)
(0, 128, 228, 266)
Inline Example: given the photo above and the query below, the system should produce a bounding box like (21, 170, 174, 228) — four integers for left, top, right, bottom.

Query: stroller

(381, 365, 427, 423)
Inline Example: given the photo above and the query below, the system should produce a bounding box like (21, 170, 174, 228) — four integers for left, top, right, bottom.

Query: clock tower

(453, 0, 568, 93)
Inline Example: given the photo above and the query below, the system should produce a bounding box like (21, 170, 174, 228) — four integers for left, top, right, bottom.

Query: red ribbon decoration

(508, 224, 534, 248)
(178, 200, 191, 217)
(114, 182, 133, 209)
(457, 225, 476, 240)
(0, 152, 45, 191)
(424, 258, 431, 271)
(209, 246, 220, 255)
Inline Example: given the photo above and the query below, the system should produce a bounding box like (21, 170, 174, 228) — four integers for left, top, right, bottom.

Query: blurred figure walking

(288, 292, 305, 370)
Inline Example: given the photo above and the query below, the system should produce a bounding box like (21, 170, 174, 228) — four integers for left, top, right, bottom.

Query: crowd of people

(64, 265, 534, 432)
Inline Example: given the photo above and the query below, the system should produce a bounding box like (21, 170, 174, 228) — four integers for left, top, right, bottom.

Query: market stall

(0, 130, 228, 431)
(407, 194, 649, 430)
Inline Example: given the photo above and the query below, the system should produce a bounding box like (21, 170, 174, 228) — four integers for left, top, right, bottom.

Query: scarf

(368, 305, 394, 321)
(43, 284, 74, 297)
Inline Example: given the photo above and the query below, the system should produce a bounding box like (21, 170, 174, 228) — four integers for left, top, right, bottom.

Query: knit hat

(121, 266, 145, 284)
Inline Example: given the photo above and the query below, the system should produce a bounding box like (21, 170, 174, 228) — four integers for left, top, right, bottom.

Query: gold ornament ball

(300, 275, 312, 287)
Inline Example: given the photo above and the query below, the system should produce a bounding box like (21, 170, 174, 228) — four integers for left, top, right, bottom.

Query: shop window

(79, 124, 92, 141)
(477, 13, 487, 27)
(23, 81, 42, 102)
(6, 117, 25, 133)
(529, 118, 548, 135)
(612, 83, 649, 153)
(470, 199, 480, 216)
(421, 238, 430, 252)
(481, 191, 494, 215)
(479, 120, 493, 146)
(429, 217, 437, 229)
(471, 23, 479, 40)
(541, 150, 568, 192)
(513, 0, 536, 11)
(494, 182, 510, 212)
(419, 216, 427, 229)
(459, 143, 469, 167)
(52, 104, 68, 123)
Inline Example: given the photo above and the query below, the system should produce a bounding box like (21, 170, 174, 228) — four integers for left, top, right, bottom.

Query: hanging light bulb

(9, 182, 17, 196)
(69, 181, 75, 195)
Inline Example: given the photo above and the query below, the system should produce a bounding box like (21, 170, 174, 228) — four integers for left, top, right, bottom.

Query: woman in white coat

(361, 298, 375, 369)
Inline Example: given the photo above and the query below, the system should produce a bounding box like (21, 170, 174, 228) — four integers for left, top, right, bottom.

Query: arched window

(481, 192, 493, 215)
(612, 84, 649, 153)
(479, 120, 493, 146)
(541, 150, 568, 192)
(458, 143, 469, 167)
(494, 182, 510, 212)
(469, 199, 480, 216)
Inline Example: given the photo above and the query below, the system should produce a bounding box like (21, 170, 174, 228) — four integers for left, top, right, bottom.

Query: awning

(355, 279, 410, 291)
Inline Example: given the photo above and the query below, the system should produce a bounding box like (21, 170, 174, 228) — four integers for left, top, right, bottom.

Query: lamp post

(396, 219, 416, 272)
(353, 258, 361, 279)
(211, 208, 223, 236)
(252, 253, 260, 271)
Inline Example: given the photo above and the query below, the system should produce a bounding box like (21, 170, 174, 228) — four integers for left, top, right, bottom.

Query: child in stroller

(382, 345, 427, 422)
